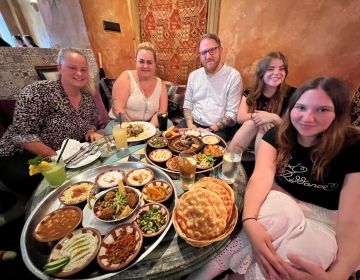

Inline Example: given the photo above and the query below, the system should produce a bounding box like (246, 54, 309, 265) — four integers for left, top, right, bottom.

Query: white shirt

(183, 64, 242, 126)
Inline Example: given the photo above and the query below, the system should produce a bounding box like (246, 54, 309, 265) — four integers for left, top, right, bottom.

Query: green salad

(138, 208, 167, 235)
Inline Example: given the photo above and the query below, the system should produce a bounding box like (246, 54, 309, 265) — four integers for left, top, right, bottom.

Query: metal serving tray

(20, 162, 177, 280)
(145, 131, 227, 175)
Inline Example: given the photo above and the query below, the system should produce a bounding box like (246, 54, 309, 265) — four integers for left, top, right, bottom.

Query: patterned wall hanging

(138, 0, 207, 85)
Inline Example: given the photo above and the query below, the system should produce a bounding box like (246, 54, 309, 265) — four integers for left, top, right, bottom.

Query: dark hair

(277, 76, 358, 180)
(199, 33, 221, 47)
(247, 52, 289, 114)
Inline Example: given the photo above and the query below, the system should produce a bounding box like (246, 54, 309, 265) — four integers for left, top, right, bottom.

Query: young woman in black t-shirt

(189, 77, 360, 280)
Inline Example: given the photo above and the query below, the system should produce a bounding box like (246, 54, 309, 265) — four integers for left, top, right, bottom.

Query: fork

(69, 145, 99, 166)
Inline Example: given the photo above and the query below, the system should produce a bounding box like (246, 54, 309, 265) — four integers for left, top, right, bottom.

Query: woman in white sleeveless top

(110, 42, 168, 127)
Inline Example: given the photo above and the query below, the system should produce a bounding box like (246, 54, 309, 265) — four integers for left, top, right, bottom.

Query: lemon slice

(118, 179, 125, 194)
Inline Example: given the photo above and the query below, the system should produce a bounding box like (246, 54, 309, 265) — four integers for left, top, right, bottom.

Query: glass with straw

(41, 139, 68, 188)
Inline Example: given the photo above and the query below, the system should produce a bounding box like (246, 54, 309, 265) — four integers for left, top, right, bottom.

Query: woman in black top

(229, 52, 295, 154)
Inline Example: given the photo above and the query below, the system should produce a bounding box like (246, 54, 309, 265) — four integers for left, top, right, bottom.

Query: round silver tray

(145, 131, 227, 175)
(20, 162, 177, 280)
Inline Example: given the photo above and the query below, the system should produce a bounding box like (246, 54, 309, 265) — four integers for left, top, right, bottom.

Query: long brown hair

(277, 77, 359, 180)
(247, 52, 289, 114)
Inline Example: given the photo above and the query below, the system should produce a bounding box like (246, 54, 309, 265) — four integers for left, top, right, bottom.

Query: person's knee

(258, 191, 304, 238)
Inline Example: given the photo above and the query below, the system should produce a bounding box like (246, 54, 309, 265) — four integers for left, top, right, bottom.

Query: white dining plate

(121, 121, 156, 142)
(66, 144, 101, 169)
(82, 188, 144, 235)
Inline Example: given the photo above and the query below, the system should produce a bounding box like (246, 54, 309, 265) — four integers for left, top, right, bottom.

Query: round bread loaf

(175, 188, 227, 240)
(193, 177, 234, 222)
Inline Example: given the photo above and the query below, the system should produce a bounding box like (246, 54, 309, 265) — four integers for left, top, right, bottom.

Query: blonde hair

(57, 48, 95, 95)
(136, 42, 157, 62)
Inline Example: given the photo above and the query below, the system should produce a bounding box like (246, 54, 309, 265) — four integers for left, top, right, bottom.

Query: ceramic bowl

(33, 206, 82, 243)
(165, 156, 180, 171)
(125, 168, 154, 187)
(93, 186, 140, 223)
(148, 136, 168, 149)
(142, 180, 173, 203)
(135, 202, 170, 238)
(46, 227, 101, 277)
(95, 169, 125, 189)
(97, 223, 143, 271)
(59, 181, 95, 206)
(149, 149, 172, 163)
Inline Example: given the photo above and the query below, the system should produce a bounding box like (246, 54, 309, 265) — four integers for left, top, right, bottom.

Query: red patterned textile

(139, 0, 207, 85)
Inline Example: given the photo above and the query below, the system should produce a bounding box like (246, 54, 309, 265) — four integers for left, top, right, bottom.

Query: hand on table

(85, 131, 103, 142)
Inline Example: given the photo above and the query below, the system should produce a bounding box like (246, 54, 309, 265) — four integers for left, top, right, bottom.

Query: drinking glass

(179, 151, 197, 191)
(41, 157, 66, 188)
(112, 124, 128, 150)
(221, 148, 242, 184)
(157, 113, 168, 131)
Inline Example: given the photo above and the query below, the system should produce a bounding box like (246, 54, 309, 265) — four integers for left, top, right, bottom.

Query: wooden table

(24, 143, 248, 280)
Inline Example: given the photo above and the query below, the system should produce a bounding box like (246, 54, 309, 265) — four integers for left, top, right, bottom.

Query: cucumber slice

(43, 256, 70, 271)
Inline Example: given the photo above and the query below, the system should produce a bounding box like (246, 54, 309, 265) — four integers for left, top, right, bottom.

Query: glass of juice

(112, 123, 128, 151)
(221, 148, 242, 184)
(41, 157, 66, 188)
(179, 151, 197, 191)
(157, 113, 168, 131)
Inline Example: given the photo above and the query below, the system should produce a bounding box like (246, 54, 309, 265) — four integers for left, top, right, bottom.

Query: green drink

(41, 162, 66, 187)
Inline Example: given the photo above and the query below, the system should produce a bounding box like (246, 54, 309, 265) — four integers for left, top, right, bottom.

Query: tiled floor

(0, 215, 37, 279)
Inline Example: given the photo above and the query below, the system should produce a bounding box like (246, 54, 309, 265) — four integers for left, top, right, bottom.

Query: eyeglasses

(199, 46, 220, 57)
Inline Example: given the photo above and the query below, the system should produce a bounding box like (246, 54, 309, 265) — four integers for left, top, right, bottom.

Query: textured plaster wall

(80, 0, 135, 79)
(218, 0, 360, 90)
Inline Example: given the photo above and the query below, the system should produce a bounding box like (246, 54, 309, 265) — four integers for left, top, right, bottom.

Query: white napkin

(56, 139, 81, 161)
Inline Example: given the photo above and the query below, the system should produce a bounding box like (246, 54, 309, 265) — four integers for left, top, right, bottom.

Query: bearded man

(180, 33, 243, 141)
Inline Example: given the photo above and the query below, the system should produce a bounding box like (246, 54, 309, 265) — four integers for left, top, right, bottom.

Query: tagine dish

(145, 128, 226, 174)
(22, 162, 177, 279)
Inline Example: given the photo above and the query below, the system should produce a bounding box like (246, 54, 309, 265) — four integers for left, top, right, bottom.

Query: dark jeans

(0, 154, 42, 198)
(177, 119, 239, 142)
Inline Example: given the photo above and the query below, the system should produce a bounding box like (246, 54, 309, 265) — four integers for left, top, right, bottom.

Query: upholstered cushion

(0, 100, 16, 137)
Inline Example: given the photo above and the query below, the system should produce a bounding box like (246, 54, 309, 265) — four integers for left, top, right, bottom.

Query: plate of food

(125, 168, 154, 187)
(82, 187, 144, 235)
(92, 186, 140, 223)
(95, 169, 125, 189)
(59, 181, 95, 206)
(97, 223, 143, 271)
(121, 121, 156, 142)
(21, 162, 178, 279)
(33, 206, 83, 243)
(135, 203, 170, 238)
(142, 180, 173, 203)
(45, 227, 101, 277)
(145, 129, 226, 174)
(168, 134, 204, 154)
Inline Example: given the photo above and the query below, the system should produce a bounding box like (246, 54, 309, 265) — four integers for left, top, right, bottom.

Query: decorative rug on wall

(138, 0, 207, 85)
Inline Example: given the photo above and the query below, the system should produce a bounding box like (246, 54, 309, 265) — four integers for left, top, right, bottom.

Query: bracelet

(241, 217, 257, 223)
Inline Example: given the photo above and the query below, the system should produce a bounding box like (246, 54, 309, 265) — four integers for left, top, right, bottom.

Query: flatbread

(193, 177, 234, 222)
(175, 188, 227, 240)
